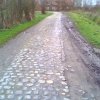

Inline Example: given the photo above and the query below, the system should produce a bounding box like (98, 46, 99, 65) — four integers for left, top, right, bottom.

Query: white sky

(92, 0, 100, 5)
(92, 0, 96, 5)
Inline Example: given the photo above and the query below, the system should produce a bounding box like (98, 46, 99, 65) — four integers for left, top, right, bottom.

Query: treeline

(0, 0, 36, 29)
(73, 0, 100, 8)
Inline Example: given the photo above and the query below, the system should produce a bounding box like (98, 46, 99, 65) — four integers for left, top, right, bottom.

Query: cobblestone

(8, 94, 14, 99)
(0, 95, 5, 99)
(0, 13, 70, 100)
(16, 90, 23, 95)
(24, 95, 31, 99)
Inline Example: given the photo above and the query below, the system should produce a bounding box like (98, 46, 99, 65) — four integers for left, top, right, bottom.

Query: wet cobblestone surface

(0, 13, 70, 100)
(1, 12, 100, 100)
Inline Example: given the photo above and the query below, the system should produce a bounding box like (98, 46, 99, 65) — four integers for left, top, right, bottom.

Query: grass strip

(0, 12, 53, 46)
(68, 12, 100, 48)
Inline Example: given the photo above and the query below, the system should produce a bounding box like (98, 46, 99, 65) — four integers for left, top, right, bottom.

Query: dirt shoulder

(61, 13, 100, 99)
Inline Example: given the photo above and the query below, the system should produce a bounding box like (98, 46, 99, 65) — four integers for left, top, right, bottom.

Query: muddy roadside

(62, 13, 100, 87)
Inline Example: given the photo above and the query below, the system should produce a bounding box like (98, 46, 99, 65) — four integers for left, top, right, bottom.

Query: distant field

(0, 12, 53, 46)
(68, 12, 100, 48)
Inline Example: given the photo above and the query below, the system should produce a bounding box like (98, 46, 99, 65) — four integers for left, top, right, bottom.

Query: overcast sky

(81, 0, 100, 6)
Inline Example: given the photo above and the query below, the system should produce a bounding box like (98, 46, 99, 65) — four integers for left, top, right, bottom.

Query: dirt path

(0, 12, 100, 100)
(62, 13, 100, 100)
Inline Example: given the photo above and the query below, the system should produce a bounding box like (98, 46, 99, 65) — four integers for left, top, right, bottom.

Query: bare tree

(0, 0, 4, 28)
(0, 0, 36, 29)
(40, 0, 46, 14)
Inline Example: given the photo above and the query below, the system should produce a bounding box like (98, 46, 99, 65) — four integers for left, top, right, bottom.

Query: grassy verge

(76, 11, 100, 25)
(0, 12, 53, 46)
(68, 12, 100, 48)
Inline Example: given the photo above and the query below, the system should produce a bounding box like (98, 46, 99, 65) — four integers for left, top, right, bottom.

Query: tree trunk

(41, 0, 46, 14)
(41, 6, 46, 14)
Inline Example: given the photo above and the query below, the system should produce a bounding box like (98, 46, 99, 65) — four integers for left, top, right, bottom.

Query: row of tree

(72, 0, 100, 8)
(0, 0, 36, 29)
(0, 0, 99, 29)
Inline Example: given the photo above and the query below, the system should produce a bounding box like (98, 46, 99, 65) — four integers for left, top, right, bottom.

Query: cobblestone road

(0, 13, 70, 100)
(1, 12, 100, 100)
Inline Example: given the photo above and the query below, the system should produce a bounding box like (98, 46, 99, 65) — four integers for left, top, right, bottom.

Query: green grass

(76, 11, 100, 26)
(68, 12, 100, 48)
(0, 12, 53, 46)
